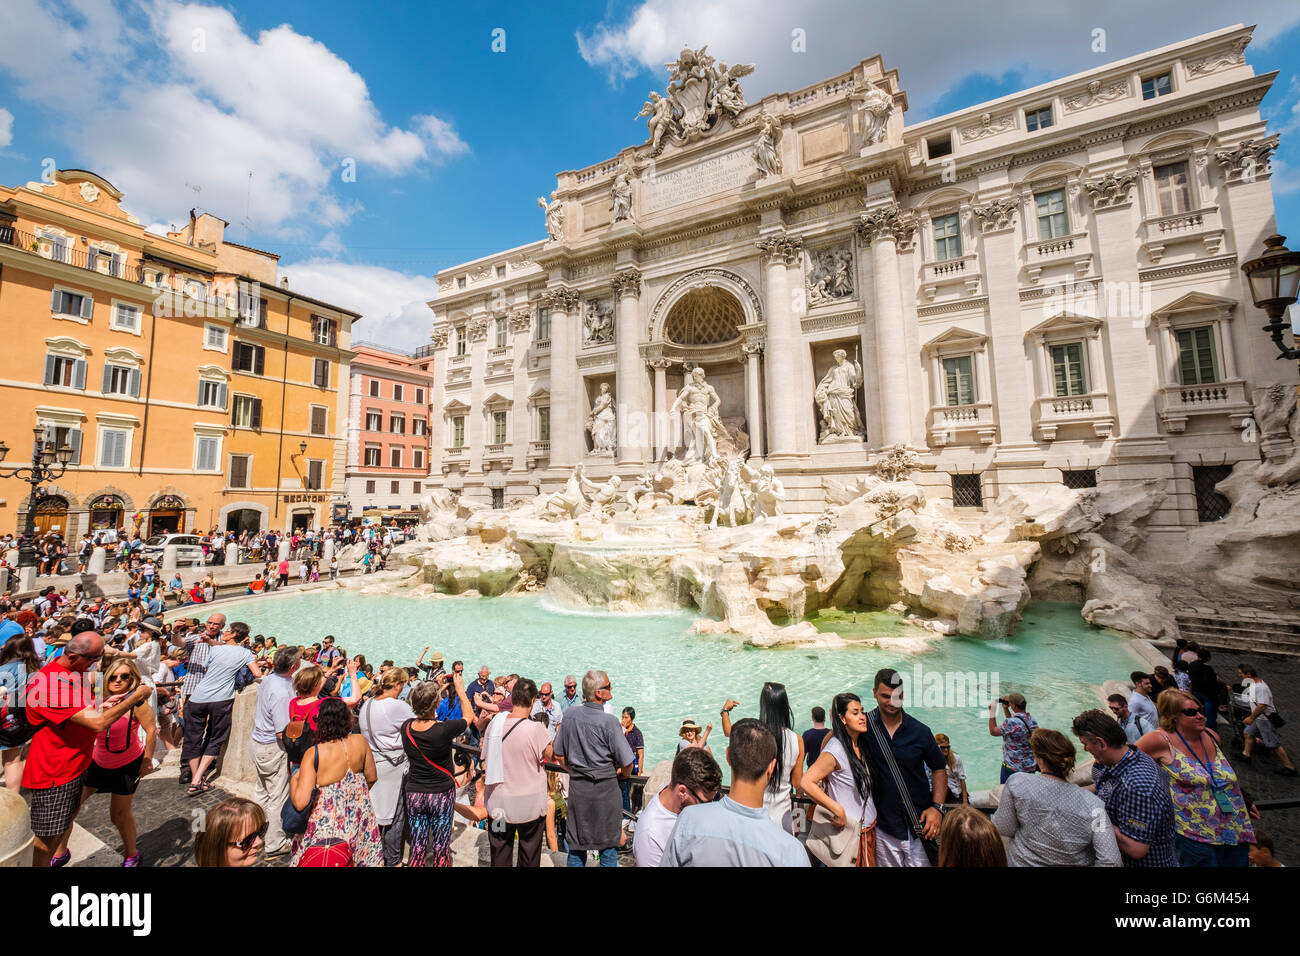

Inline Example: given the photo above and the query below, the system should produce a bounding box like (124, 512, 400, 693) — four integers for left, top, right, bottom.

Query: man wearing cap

(989, 692, 1038, 783)
(24, 630, 152, 866)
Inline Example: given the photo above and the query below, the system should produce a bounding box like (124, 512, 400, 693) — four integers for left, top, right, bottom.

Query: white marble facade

(425, 26, 1295, 548)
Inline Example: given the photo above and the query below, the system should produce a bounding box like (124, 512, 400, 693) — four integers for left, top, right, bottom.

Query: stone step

(1173, 617, 1300, 656)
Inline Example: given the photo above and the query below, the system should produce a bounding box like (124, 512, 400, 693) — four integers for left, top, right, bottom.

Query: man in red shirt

(23, 632, 151, 866)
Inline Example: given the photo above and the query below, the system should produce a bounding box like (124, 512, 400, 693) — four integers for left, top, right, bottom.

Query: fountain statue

(815, 348, 865, 442)
(669, 366, 726, 463)
(586, 383, 617, 456)
(751, 464, 786, 520)
(541, 463, 599, 519)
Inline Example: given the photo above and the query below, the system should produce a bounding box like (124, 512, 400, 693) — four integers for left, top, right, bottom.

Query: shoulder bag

(281, 744, 321, 835)
(868, 711, 940, 866)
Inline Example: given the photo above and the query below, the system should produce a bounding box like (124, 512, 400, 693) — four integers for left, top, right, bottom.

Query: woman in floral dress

(288, 697, 383, 867)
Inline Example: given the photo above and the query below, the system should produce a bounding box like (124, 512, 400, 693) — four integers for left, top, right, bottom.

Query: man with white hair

(553, 669, 634, 867)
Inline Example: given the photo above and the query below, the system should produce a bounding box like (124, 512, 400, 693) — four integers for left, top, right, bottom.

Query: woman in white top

(934, 733, 968, 804)
(800, 692, 878, 866)
(358, 667, 415, 866)
(721, 683, 805, 833)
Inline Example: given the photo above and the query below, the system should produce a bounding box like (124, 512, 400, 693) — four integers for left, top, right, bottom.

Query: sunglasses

(1181, 707, 1204, 717)
(938, 745, 950, 751)
(540, 692, 552, 697)
(228, 823, 268, 853)
(600, 684, 611, 692)
(689, 788, 723, 805)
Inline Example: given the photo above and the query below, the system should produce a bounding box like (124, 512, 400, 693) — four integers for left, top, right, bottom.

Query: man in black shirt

(801, 706, 830, 768)
(861, 668, 947, 867)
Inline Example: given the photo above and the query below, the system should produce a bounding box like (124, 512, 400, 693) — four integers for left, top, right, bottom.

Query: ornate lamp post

(1241, 234, 1300, 373)
(0, 427, 75, 588)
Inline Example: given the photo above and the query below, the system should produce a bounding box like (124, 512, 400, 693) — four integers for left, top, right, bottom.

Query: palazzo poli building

(426, 24, 1295, 546)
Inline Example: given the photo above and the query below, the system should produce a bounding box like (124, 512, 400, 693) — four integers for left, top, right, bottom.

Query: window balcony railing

(444, 446, 466, 456)
(1034, 392, 1114, 441)
(1140, 206, 1225, 263)
(1022, 231, 1093, 284)
(921, 253, 982, 299)
(927, 402, 996, 446)
(1157, 379, 1251, 433)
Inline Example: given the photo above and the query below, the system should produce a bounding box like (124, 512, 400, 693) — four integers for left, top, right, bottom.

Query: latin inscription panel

(642, 148, 755, 213)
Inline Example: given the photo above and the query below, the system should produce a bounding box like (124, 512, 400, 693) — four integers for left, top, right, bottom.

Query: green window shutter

(943, 356, 974, 405)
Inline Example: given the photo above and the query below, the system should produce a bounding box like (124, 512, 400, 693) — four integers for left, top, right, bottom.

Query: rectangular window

(933, 214, 962, 261)
(229, 454, 250, 489)
(197, 380, 227, 409)
(491, 488, 505, 509)
(51, 289, 92, 320)
(1154, 161, 1193, 217)
(391, 480, 401, 494)
(306, 460, 324, 490)
(1036, 189, 1069, 240)
(111, 303, 141, 332)
(390, 447, 402, 467)
(40, 425, 82, 465)
(364, 445, 381, 467)
(1175, 327, 1219, 386)
(365, 479, 376, 494)
(204, 324, 228, 351)
(1192, 465, 1232, 522)
(1024, 106, 1053, 132)
(313, 358, 329, 388)
(310, 405, 327, 436)
(393, 383, 404, 402)
(369, 380, 380, 397)
(492, 410, 508, 445)
(927, 134, 953, 159)
(43, 355, 86, 389)
(454, 328, 466, 356)
(412, 418, 427, 436)
(194, 435, 220, 471)
(311, 316, 336, 346)
(453, 416, 465, 447)
(951, 473, 984, 508)
(41, 233, 70, 263)
(1050, 343, 1087, 397)
(102, 364, 137, 397)
(943, 356, 975, 406)
(1142, 73, 1172, 100)
(231, 395, 263, 429)
(1062, 469, 1097, 489)
(98, 427, 129, 468)
(537, 308, 551, 341)
(239, 296, 268, 328)
(415, 387, 425, 405)
(496, 265, 506, 278)
(390, 414, 405, 434)
(232, 341, 265, 375)
(538, 406, 550, 441)
(413, 449, 425, 469)
(495, 317, 508, 348)
(457, 276, 466, 289)
(366, 410, 382, 431)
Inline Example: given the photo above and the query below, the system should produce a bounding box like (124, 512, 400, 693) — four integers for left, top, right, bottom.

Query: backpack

(282, 706, 319, 764)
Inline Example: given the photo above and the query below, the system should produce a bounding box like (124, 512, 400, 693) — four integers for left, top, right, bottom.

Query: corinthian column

(857, 205, 914, 446)
(758, 233, 802, 459)
(545, 287, 581, 468)
(612, 268, 647, 465)
(648, 358, 672, 459)
(742, 340, 765, 458)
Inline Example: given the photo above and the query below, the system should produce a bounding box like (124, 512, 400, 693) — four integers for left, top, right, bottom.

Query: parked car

(141, 534, 205, 567)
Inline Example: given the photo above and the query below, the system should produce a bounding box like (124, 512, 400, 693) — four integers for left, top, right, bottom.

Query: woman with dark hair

(401, 673, 473, 867)
(193, 798, 266, 867)
(0, 636, 42, 790)
(720, 682, 804, 833)
(288, 696, 382, 866)
(799, 692, 877, 866)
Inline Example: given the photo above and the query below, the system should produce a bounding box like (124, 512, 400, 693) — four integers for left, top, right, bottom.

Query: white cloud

(0, 108, 12, 150)
(0, 0, 466, 231)
(278, 259, 436, 352)
(577, 0, 1300, 117)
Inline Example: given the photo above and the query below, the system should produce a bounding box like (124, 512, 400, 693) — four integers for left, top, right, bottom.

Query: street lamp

(0, 426, 76, 585)
(1241, 234, 1300, 369)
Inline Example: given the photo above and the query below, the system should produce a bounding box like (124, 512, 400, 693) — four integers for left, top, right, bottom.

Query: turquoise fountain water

(208, 592, 1145, 789)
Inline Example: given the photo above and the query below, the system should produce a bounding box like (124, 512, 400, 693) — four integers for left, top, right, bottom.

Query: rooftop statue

(639, 45, 755, 154)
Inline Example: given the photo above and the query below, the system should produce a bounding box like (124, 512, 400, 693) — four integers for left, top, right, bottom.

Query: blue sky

(2, 0, 1298, 347)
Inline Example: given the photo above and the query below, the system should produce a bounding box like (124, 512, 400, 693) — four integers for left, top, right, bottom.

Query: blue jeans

(1174, 835, 1248, 867)
(566, 846, 618, 867)
(1196, 694, 1219, 732)
(1000, 764, 1037, 784)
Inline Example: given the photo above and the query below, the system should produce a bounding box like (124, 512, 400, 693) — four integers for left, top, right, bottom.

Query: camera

(997, 698, 1009, 705)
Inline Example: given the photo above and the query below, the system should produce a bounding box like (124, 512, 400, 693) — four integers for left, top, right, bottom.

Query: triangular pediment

(922, 326, 988, 354)
(1026, 312, 1102, 339)
(483, 392, 513, 409)
(1152, 291, 1236, 319)
(528, 385, 551, 402)
(443, 398, 470, 414)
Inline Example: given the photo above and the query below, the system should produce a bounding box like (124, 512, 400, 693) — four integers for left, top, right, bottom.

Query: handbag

(868, 711, 940, 866)
(805, 803, 862, 867)
(281, 745, 321, 836)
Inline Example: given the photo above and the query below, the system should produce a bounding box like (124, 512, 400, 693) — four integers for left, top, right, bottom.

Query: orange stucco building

(0, 169, 359, 538)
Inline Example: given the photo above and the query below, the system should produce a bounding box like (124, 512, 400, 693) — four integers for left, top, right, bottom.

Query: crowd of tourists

(1, 581, 1293, 868)
(0, 521, 413, 579)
